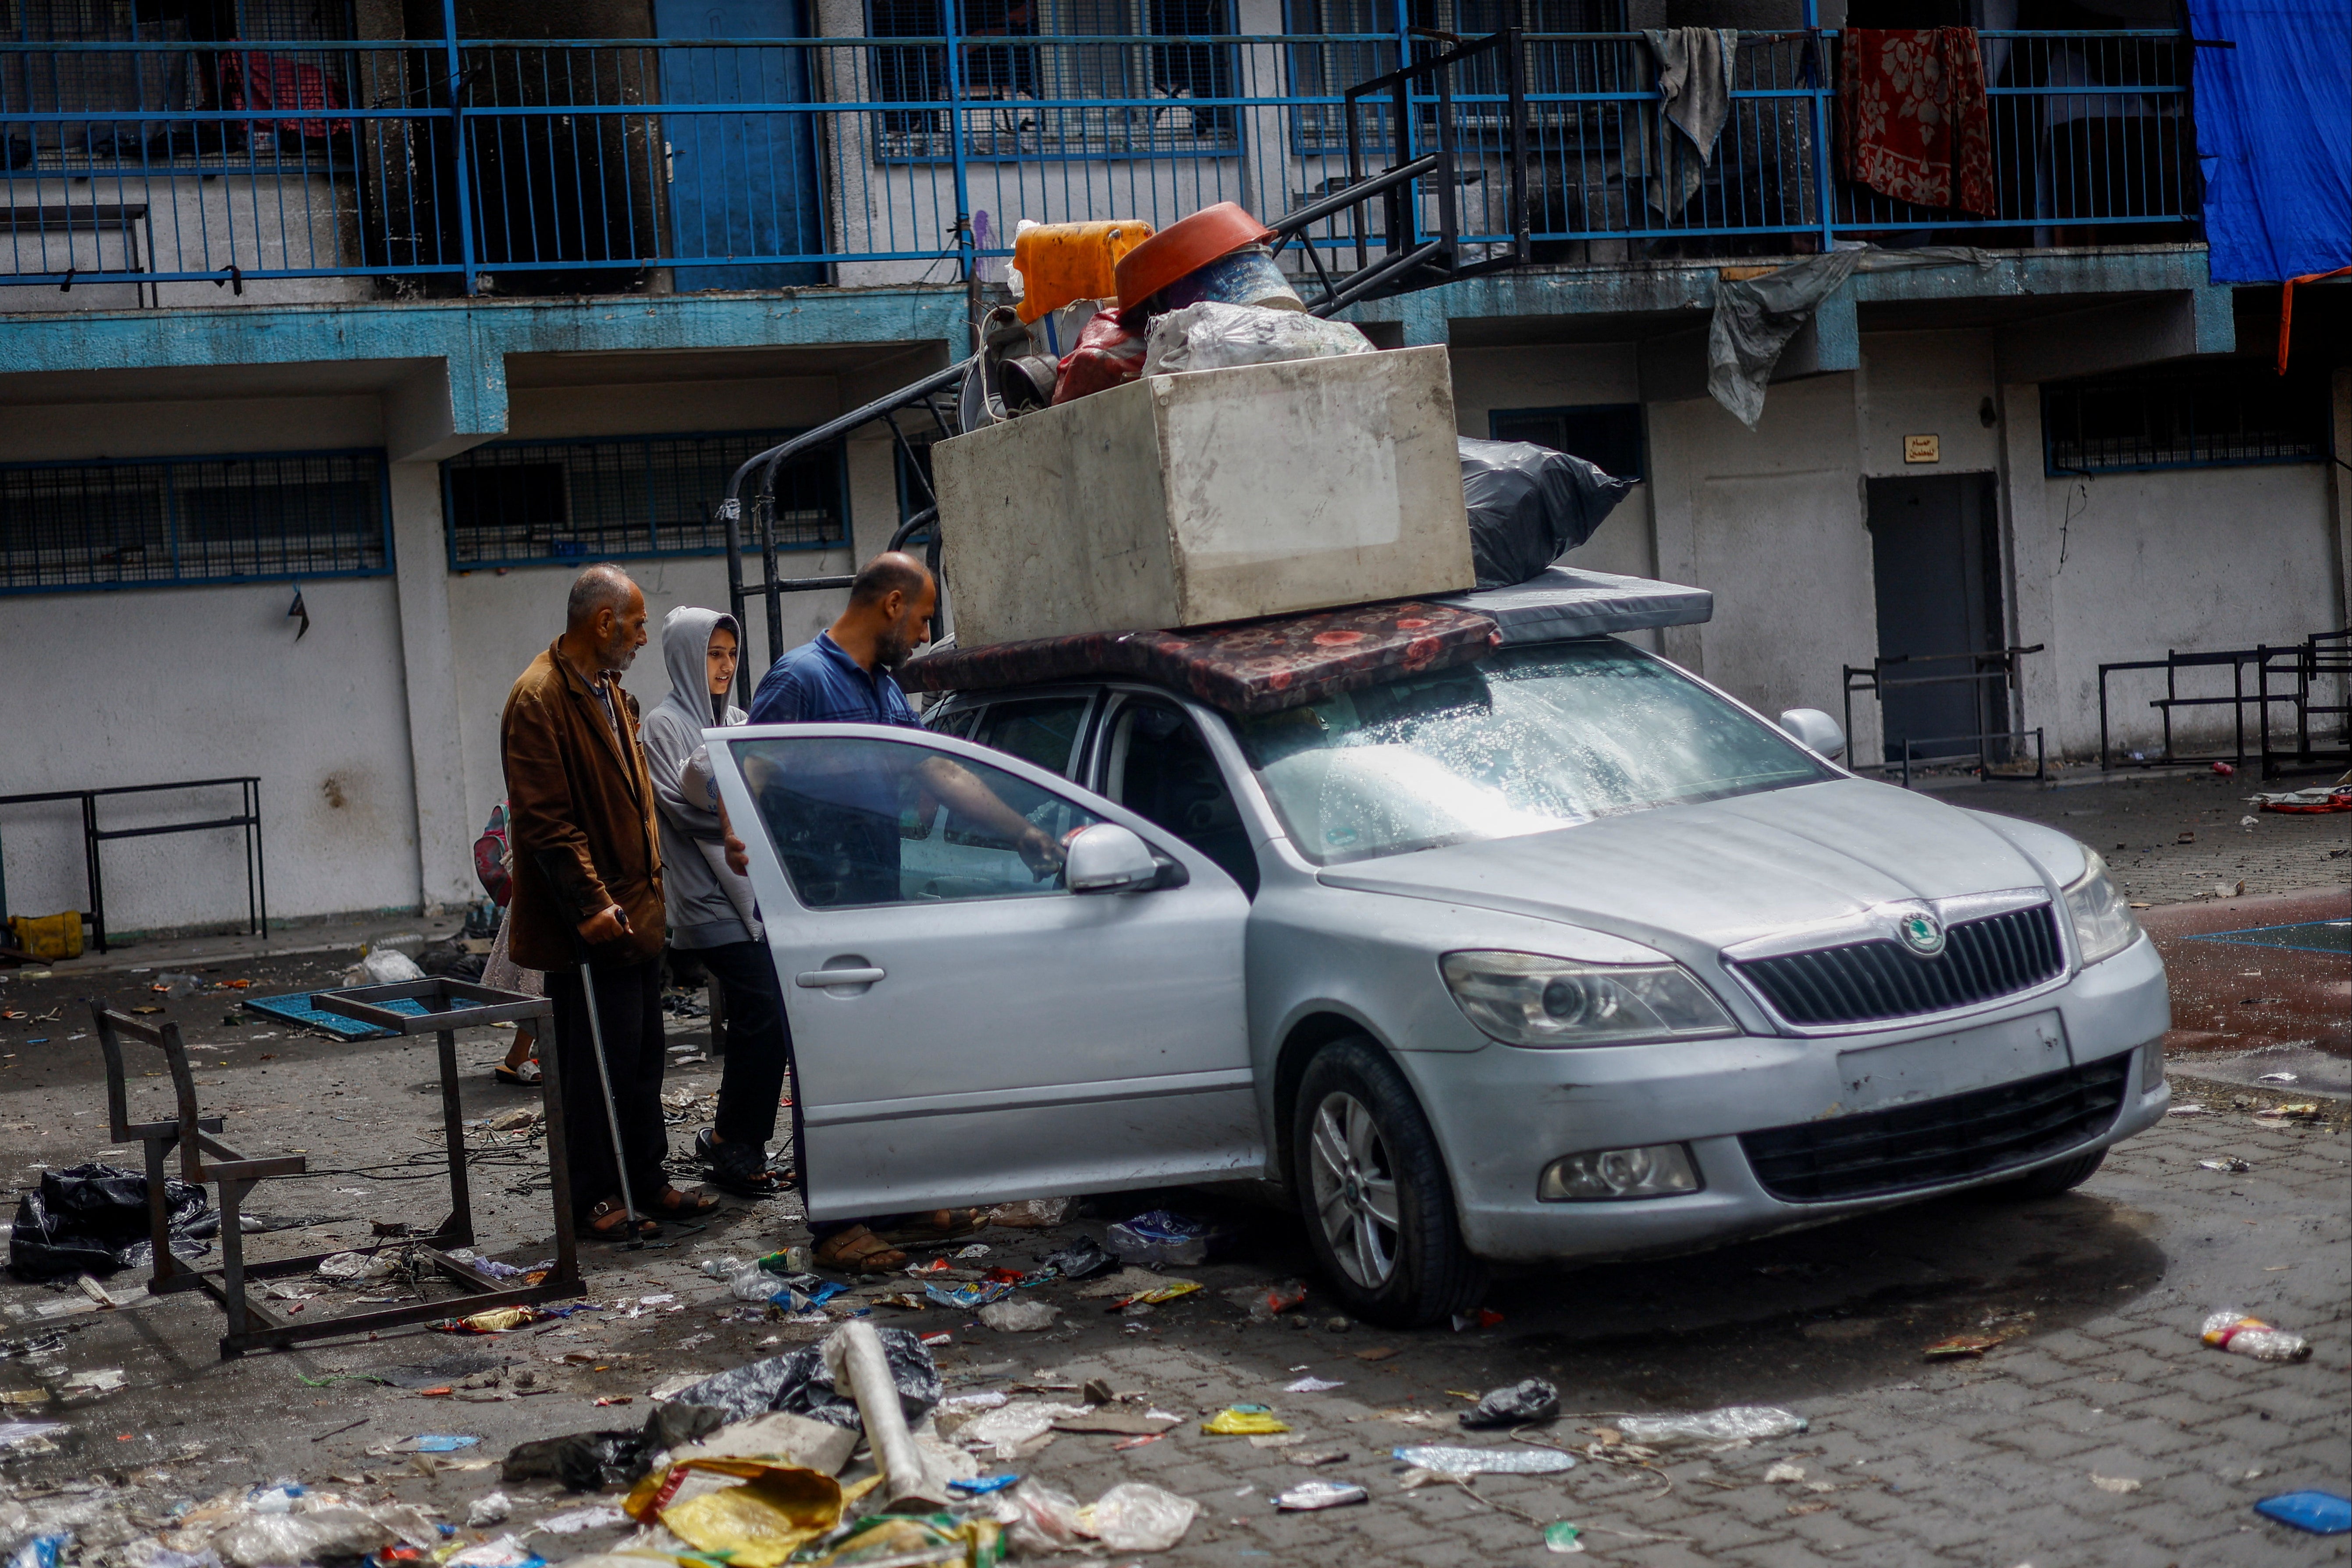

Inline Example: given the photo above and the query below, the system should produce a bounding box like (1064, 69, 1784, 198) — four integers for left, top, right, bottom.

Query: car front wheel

(1290, 1035, 1484, 1329)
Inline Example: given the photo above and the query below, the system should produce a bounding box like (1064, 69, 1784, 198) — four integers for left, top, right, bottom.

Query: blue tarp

(2188, 0, 2352, 283)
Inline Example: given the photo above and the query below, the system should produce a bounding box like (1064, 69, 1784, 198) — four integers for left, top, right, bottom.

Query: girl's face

(707, 625, 739, 696)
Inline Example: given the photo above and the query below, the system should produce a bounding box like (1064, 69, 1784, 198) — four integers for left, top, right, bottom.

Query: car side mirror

(1065, 823, 1159, 893)
(1778, 708, 1847, 761)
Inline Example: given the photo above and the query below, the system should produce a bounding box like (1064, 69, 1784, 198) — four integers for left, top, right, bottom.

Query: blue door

(654, 0, 826, 290)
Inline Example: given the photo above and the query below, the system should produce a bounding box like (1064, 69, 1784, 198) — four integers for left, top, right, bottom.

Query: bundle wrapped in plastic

(1458, 437, 1634, 588)
(1140, 301, 1372, 377)
(1050, 308, 1147, 405)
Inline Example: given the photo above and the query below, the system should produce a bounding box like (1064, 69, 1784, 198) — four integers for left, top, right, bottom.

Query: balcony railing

(0, 26, 2198, 300)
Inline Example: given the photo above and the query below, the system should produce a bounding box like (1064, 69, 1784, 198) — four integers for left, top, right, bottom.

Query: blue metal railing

(0, 25, 2197, 297)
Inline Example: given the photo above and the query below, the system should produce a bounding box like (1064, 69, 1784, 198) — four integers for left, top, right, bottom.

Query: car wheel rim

(1307, 1090, 1400, 1291)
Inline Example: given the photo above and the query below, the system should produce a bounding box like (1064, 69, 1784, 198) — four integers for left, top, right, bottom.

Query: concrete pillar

(1995, 380, 2068, 761)
(387, 461, 479, 913)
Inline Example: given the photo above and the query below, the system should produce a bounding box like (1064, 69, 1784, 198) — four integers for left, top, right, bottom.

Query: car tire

(1982, 1146, 2107, 1199)
(1290, 1034, 1485, 1329)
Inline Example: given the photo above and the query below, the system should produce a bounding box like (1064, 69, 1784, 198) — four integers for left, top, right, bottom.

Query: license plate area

(1835, 1010, 2070, 1114)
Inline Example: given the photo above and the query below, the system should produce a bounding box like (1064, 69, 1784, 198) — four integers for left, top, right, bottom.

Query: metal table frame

(93, 976, 582, 1358)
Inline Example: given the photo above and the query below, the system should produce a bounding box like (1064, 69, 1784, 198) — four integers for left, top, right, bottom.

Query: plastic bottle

(2200, 1307, 2311, 1361)
(1013, 220, 1155, 323)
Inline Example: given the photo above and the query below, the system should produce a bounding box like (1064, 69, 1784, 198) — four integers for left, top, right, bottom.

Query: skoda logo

(1897, 911, 1946, 958)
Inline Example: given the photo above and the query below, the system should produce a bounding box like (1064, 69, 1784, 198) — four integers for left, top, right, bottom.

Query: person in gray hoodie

(643, 606, 792, 1198)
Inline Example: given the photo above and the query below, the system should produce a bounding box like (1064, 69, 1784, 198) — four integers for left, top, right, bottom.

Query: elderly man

(502, 563, 720, 1239)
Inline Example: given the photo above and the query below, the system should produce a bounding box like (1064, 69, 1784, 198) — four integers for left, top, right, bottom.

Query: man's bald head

(846, 551, 932, 611)
(835, 551, 937, 672)
(562, 563, 648, 673)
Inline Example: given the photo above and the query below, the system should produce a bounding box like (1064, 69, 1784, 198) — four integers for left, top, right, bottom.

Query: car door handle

(796, 967, 886, 988)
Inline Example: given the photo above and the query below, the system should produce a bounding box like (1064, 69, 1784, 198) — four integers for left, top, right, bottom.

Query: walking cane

(544, 855, 645, 1251)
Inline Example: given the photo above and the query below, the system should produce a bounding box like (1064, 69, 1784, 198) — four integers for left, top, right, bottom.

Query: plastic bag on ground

(986, 1196, 1070, 1229)
(1080, 1482, 1199, 1551)
(1459, 438, 1634, 589)
(1392, 1444, 1575, 1475)
(977, 1298, 1057, 1333)
(991, 1481, 1088, 1555)
(500, 1430, 643, 1492)
(7, 1162, 211, 1281)
(1460, 1378, 1560, 1428)
(1037, 1235, 1118, 1281)
(1141, 301, 1372, 377)
(671, 1329, 942, 1430)
(1614, 1406, 1808, 1447)
(1104, 1210, 1231, 1267)
(952, 1401, 1091, 1460)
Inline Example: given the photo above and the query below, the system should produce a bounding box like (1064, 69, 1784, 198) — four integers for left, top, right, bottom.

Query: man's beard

(600, 630, 640, 671)
(875, 624, 918, 670)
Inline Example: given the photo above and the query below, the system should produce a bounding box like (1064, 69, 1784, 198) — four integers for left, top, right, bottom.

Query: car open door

(707, 722, 1263, 1221)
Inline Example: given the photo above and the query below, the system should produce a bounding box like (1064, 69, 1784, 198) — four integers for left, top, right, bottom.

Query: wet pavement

(0, 773, 2345, 1567)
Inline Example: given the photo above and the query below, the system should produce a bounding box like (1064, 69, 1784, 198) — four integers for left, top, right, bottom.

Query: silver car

(708, 622, 2170, 1329)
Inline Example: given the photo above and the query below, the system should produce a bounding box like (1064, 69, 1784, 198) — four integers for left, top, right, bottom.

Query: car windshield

(1228, 640, 1834, 865)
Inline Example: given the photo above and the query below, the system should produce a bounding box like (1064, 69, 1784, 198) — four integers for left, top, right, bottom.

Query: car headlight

(1441, 951, 1738, 1047)
(2063, 848, 2140, 966)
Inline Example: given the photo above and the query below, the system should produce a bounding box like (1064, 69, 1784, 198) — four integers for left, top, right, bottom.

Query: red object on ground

(219, 48, 354, 138)
(2212, 761, 2236, 776)
(1113, 201, 1276, 309)
(1049, 306, 1147, 405)
(1837, 28, 1996, 217)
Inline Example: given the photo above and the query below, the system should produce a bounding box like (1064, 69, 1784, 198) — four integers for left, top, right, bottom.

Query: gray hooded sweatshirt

(643, 606, 759, 950)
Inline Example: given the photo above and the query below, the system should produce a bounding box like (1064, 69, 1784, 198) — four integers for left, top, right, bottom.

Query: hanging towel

(1642, 28, 1739, 216)
(1836, 28, 1996, 217)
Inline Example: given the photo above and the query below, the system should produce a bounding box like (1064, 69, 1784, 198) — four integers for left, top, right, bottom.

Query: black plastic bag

(671, 1327, 942, 1430)
(1039, 1235, 1119, 1282)
(1460, 1378, 1560, 1429)
(8, 1162, 212, 1280)
(501, 1429, 643, 1491)
(1459, 438, 1634, 589)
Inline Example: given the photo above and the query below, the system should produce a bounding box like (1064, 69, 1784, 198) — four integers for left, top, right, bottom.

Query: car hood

(1315, 778, 2059, 957)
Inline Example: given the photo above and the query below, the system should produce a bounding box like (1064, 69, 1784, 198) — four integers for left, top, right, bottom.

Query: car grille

(1732, 904, 2064, 1026)
(1739, 1055, 2130, 1203)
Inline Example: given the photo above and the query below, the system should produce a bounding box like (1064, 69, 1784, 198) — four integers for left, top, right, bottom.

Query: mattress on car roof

(898, 599, 1499, 716)
(1439, 564, 1713, 644)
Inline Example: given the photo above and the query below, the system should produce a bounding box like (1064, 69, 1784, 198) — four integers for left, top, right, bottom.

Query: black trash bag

(1460, 1377, 1560, 1429)
(419, 937, 487, 982)
(671, 1327, 942, 1431)
(643, 1400, 728, 1453)
(8, 1162, 213, 1280)
(1459, 438, 1635, 589)
(501, 1429, 643, 1491)
(1039, 1235, 1119, 1282)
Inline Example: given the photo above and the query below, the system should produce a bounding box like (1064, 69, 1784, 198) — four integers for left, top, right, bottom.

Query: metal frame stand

(92, 976, 582, 1359)
(0, 776, 263, 953)
(1843, 646, 2046, 786)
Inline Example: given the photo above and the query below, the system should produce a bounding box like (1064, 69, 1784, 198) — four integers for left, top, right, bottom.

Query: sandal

(814, 1224, 907, 1275)
(696, 1129, 784, 1199)
(878, 1209, 988, 1245)
(586, 1198, 658, 1239)
(651, 1186, 722, 1218)
(494, 1062, 543, 1086)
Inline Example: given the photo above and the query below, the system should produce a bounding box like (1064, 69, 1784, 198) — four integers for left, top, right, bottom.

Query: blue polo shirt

(748, 631, 920, 728)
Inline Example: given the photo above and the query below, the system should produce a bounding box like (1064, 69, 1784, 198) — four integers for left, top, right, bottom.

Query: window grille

(2043, 362, 2328, 476)
(441, 430, 844, 569)
(869, 0, 1238, 161)
(0, 448, 390, 594)
(1490, 403, 1644, 482)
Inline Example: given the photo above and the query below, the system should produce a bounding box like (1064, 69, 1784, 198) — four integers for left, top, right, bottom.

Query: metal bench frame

(93, 976, 583, 1358)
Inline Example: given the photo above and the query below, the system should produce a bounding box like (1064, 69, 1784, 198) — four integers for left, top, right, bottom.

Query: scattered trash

(0, 1421, 64, 1455)
(1450, 1308, 1506, 1331)
(440, 1539, 546, 1568)
(61, 1366, 128, 1394)
(1460, 1379, 1559, 1428)
(466, 1493, 512, 1528)
(2212, 761, 2235, 776)
(955, 1401, 1091, 1460)
(532, 1505, 628, 1535)
(954, 1243, 992, 1259)
(2200, 1308, 2311, 1362)
(1764, 1462, 1806, 1483)
(2092, 1474, 2142, 1494)
(2256, 1072, 2298, 1084)
(928, 1281, 1013, 1312)
(977, 1299, 1058, 1334)
(1203, 1407, 1290, 1436)
(1614, 1407, 1808, 1447)
(670, 1328, 942, 1430)
(2254, 1491, 2352, 1535)
(2255, 1103, 2323, 1121)
(1923, 1335, 2003, 1359)
(986, 1198, 1070, 1229)
(1104, 1210, 1230, 1267)
(1223, 1279, 1309, 1320)
(317, 1251, 400, 1283)
(2199, 1157, 2253, 1173)
(1037, 1235, 1118, 1281)
(2167, 1103, 2207, 1116)
(358, 949, 427, 985)
(1050, 1408, 1182, 1437)
(1109, 1281, 1201, 1312)
(1275, 1480, 1368, 1511)
(1542, 1520, 1586, 1554)
(1284, 1376, 1344, 1393)
(1393, 1445, 1576, 1476)
(948, 1474, 1022, 1497)
(1077, 1481, 1200, 1551)
(395, 1435, 479, 1453)
(991, 1480, 1089, 1554)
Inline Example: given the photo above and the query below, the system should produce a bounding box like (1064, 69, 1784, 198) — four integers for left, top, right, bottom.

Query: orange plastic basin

(1013, 220, 1155, 324)
(1113, 201, 1277, 310)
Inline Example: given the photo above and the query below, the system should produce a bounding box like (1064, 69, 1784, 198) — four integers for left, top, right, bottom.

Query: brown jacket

(500, 641, 665, 972)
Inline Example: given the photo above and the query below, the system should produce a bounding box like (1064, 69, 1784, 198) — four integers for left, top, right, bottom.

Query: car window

(979, 696, 1091, 778)
(1102, 699, 1260, 897)
(926, 703, 982, 740)
(1228, 640, 1835, 866)
(731, 733, 1101, 908)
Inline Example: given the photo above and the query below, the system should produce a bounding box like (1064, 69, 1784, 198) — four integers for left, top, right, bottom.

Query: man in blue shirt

(743, 551, 1057, 1272)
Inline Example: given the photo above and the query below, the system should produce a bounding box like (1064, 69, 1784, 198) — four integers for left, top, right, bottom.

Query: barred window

(441, 430, 844, 569)
(2043, 362, 2330, 475)
(0, 449, 389, 594)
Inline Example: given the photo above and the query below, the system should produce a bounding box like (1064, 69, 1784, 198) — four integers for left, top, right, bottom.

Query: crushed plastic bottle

(1614, 1406, 1808, 1447)
(1393, 1444, 1575, 1475)
(1275, 1480, 1367, 1511)
(2200, 1308, 2311, 1362)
